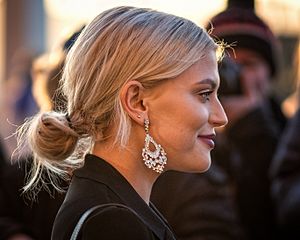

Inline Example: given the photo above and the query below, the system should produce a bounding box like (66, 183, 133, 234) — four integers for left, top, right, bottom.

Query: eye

(199, 91, 213, 103)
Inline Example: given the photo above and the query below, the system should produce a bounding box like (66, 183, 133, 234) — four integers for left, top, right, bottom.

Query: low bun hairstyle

(28, 112, 79, 161)
(18, 6, 224, 192)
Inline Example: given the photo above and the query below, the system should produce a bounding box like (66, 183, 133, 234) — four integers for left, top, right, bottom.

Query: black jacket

(214, 98, 286, 240)
(151, 164, 245, 240)
(52, 154, 176, 240)
(270, 109, 300, 237)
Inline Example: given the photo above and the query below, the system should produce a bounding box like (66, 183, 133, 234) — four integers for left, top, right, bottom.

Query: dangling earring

(142, 119, 167, 173)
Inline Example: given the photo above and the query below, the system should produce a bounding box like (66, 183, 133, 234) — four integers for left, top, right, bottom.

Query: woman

(19, 6, 227, 240)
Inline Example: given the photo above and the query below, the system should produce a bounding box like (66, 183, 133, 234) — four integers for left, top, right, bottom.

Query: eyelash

(199, 91, 213, 102)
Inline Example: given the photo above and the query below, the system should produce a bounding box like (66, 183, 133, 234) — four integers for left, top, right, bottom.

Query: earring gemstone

(142, 133, 167, 173)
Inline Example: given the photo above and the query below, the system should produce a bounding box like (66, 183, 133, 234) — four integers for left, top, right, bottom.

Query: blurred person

(152, 2, 286, 240)
(269, 39, 300, 238)
(269, 103, 300, 238)
(17, 6, 228, 240)
(1, 50, 38, 157)
(0, 28, 82, 240)
(7, 50, 38, 122)
(208, 3, 286, 239)
(281, 40, 300, 118)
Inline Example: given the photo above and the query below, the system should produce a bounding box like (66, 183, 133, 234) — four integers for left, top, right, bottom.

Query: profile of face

(145, 50, 228, 173)
(234, 48, 271, 97)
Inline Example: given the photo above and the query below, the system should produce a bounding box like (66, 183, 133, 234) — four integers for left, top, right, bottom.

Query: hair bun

(29, 112, 79, 162)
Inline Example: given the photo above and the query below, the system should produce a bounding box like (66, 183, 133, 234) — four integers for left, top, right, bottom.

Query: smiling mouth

(198, 134, 215, 149)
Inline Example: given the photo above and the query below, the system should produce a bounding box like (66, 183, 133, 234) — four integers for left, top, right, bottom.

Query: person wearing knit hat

(209, 7, 279, 78)
(207, 4, 287, 240)
(208, 6, 285, 126)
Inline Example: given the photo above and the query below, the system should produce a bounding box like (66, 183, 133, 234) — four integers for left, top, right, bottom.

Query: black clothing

(270, 109, 300, 238)
(0, 160, 65, 240)
(52, 154, 176, 240)
(214, 99, 286, 240)
(151, 164, 245, 240)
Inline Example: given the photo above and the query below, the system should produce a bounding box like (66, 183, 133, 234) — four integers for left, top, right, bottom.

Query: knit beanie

(208, 7, 279, 77)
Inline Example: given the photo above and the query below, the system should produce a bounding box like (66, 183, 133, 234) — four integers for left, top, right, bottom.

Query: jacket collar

(74, 154, 176, 240)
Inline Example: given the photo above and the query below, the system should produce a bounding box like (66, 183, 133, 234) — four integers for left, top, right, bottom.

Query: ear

(120, 80, 147, 126)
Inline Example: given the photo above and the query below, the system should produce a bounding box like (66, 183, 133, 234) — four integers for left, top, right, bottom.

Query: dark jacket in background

(0, 160, 65, 240)
(52, 154, 176, 240)
(151, 163, 245, 240)
(214, 98, 286, 240)
(270, 109, 300, 238)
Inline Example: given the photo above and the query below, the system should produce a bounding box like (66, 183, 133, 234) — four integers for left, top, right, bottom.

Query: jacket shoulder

(80, 205, 156, 239)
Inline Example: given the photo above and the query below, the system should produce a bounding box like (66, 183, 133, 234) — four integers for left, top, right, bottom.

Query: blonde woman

(19, 6, 227, 239)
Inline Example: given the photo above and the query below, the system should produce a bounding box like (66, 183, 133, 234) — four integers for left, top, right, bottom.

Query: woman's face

(145, 50, 227, 172)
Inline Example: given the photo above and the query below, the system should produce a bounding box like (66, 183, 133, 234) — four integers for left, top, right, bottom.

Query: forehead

(168, 51, 219, 89)
(184, 51, 217, 76)
(145, 52, 219, 100)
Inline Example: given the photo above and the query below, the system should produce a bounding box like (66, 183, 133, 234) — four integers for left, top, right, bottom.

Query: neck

(92, 141, 159, 204)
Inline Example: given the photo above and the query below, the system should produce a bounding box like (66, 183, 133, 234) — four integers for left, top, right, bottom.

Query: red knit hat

(208, 7, 279, 77)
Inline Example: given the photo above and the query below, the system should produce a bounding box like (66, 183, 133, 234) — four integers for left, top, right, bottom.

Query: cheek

(148, 92, 209, 149)
(158, 106, 208, 149)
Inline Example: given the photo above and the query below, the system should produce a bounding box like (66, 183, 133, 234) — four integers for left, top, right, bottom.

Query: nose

(209, 98, 228, 128)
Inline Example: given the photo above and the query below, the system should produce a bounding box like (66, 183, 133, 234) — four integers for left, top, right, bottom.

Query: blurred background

(0, 0, 300, 157)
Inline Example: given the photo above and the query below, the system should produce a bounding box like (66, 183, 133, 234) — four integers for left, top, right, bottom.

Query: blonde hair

(18, 6, 222, 192)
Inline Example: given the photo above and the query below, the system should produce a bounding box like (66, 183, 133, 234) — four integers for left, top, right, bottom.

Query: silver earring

(142, 119, 167, 173)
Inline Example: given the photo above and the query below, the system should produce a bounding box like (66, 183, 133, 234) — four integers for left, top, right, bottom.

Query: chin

(167, 152, 212, 173)
(193, 155, 211, 173)
(182, 157, 211, 173)
(200, 159, 211, 172)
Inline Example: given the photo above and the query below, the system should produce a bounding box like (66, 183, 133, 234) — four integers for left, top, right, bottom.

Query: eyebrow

(195, 78, 217, 89)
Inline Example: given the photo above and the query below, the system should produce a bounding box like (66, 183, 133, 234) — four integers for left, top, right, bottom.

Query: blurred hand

(220, 94, 261, 127)
(221, 48, 271, 126)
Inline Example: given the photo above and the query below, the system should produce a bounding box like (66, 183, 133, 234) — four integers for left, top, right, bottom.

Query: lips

(198, 134, 216, 149)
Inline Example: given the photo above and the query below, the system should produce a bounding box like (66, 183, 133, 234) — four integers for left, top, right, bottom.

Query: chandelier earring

(142, 119, 167, 173)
